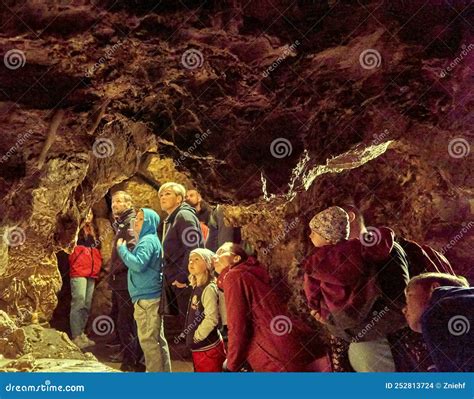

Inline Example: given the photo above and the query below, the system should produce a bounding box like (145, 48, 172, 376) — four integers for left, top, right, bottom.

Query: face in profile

(403, 284, 432, 333)
(309, 229, 330, 248)
(132, 210, 144, 238)
(213, 243, 240, 274)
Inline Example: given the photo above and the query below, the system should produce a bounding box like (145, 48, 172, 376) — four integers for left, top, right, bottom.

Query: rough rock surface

(0, 310, 115, 371)
(0, 1, 472, 332)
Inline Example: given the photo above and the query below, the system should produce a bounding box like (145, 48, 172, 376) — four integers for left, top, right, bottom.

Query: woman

(213, 242, 329, 372)
(69, 209, 102, 349)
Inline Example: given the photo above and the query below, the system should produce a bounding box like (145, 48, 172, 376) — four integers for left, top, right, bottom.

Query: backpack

(397, 238, 455, 277)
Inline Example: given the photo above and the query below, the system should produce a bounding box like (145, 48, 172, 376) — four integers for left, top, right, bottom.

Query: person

(403, 272, 473, 372)
(116, 208, 171, 372)
(185, 189, 212, 228)
(109, 191, 143, 372)
(214, 242, 329, 372)
(159, 182, 204, 329)
(206, 204, 243, 341)
(69, 209, 102, 349)
(206, 204, 241, 252)
(342, 204, 452, 372)
(184, 248, 226, 372)
(304, 206, 409, 372)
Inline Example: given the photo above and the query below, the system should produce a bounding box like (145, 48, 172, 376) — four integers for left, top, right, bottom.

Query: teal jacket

(117, 208, 163, 303)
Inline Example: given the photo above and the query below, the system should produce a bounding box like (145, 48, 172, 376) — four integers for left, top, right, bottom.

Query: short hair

(112, 191, 133, 204)
(407, 272, 469, 292)
(158, 182, 186, 199)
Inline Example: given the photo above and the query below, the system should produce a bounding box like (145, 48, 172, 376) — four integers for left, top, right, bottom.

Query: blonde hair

(158, 182, 186, 201)
(407, 272, 469, 292)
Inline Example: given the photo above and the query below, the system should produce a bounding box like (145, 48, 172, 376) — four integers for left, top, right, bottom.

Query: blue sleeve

(117, 238, 155, 273)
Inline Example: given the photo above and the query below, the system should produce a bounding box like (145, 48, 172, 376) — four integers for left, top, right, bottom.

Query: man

(159, 182, 204, 329)
(185, 189, 212, 226)
(404, 272, 472, 371)
(109, 191, 143, 372)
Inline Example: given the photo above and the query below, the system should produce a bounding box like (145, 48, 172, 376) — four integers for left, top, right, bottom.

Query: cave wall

(0, 0, 472, 323)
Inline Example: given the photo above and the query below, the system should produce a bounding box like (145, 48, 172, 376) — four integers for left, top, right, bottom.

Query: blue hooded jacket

(117, 208, 163, 303)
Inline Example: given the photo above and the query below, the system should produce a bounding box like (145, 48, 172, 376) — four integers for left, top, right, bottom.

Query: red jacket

(303, 227, 394, 323)
(222, 257, 326, 372)
(69, 245, 102, 279)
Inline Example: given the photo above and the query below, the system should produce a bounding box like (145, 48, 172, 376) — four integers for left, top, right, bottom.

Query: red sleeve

(304, 273, 322, 313)
(224, 271, 253, 372)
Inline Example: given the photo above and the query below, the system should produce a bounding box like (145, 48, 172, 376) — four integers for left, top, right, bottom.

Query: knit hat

(190, 248, 215, 271)
(309, 206, 350, 244)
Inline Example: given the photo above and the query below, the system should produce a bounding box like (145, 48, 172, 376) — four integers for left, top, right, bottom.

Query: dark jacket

(196, 201, 212, 225)
(69, 227, 102, 279)
(422, 286, 474, 372)
(184, 281, 222, 352)
(109, 208, 136, 290)
(117, 209, 163, 303)
(206, 205, 241, 252)
(304, 227, 408, 342)
(162, 203, 204, 284)
(223, 257, 325, 372)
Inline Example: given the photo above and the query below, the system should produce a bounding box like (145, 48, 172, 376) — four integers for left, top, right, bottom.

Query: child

(403, 272, 472, 371)
(304, 206, 399, 372)
(117, 208, 171, 372)
(184, 248, 226, 372)
(69, 209, 102, 349)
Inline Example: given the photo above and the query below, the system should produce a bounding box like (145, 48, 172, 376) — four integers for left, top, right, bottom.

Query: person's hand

(172, 280, 187, 289)
(310, 309, 326, 324)
(116, 238, 126, 248)
(222, 359, 229, 372)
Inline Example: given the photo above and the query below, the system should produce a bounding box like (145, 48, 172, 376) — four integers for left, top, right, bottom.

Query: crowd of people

(66, 183, 473, 373)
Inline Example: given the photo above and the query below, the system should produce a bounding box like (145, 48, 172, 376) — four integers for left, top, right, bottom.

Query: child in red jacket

(304, 206, 394, 336)
(69, 210, 102, 349)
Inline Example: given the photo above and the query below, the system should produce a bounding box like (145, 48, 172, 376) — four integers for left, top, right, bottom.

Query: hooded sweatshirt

(162, 203, 204, 284)
(117, 208, 163, 303)
(222, 257, 326, 372)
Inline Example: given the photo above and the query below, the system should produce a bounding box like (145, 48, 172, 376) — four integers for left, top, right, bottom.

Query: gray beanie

(309, 206, 350, 244)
